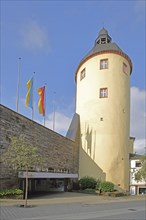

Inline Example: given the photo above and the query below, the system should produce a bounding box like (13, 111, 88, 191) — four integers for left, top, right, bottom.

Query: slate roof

(81, 42, 123, 62)
(75, 28, 132, 79)
(81, 28, 124, 62)
(98, 27, 108, 35)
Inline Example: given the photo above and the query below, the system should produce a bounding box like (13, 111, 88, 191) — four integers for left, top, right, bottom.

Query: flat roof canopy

(18, 171, 78, 179)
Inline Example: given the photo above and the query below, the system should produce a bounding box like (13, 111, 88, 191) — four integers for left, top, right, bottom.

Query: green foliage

(135, 156, 146, 182)
(2, 135, 46, 171)
(99, 181, 114, 192)
(0, 188, 23, 196)
(96, 179, 102, 190)
(79, 176, 97, 190)
(2, 135, 47, 206)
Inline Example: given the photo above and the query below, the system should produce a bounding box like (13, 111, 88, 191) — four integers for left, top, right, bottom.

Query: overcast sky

(1, 0, 145, 154)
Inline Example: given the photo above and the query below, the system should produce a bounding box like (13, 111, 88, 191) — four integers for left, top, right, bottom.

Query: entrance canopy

(18, 171, 78, 179)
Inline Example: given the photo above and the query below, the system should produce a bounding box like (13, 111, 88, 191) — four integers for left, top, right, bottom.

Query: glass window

(136, 162, 141, 167)
(100, 88, 108, 98)
(80, 68, 86, 81)
(100, 59, 108, 69)
(123, 63, 127, 74)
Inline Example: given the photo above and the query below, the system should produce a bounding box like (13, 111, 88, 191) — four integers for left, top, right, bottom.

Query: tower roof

(95, 27, 111, 44)
(98, 27, 108, 35)
(75, 28, 132, 80)
(84, 27, 123, 59)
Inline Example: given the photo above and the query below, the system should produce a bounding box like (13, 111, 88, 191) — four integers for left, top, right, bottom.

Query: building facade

(130, 154, 146, 195)
(0, 105, 79, 192)
(75, 28, 132, 191)
(1, 28, 138, 193)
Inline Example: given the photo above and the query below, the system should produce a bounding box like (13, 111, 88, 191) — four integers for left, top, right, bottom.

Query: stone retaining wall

(0, 105, 79, 189)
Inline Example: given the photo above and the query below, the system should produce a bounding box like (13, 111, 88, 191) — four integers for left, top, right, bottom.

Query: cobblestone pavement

(0, 193, 145, 220)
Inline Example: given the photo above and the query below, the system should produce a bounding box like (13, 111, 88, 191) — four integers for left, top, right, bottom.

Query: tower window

(100, 88, 108, 98)
(96, 40, 100, 44)
(123, 63, 127, 74)
(100, 59, 108, 69)
(101, 38, 106, 44)
(80, 68, 86, 81)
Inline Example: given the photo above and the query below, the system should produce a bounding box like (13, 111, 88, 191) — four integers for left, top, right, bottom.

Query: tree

(135, 155, 146, 182)
(2, 135, 46, 207)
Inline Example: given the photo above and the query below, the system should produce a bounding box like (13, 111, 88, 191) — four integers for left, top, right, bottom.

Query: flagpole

(53, 91, 56, 131)
(44, 84, 46, 126)
(32, 72, 35, 120)
(16, 57, 21, 112)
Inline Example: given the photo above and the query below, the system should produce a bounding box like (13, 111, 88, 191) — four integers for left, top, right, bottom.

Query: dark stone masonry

(0, 104, 79, 189)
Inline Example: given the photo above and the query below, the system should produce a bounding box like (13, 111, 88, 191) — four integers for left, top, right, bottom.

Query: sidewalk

(1, 192, 145, 207)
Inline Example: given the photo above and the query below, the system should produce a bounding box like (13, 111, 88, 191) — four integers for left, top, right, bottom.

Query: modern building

(1, 28, 138, 193)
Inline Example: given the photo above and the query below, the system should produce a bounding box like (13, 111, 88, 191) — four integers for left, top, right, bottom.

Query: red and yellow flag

(38, 86, 45, 116)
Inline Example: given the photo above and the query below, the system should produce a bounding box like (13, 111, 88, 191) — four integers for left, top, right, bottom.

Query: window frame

(123, 62, 128, 75)
(99, 88, 108, 98)
(135, 161, 141, 168)
(80, 68, 86, 81)
(100, 59, 108, 70)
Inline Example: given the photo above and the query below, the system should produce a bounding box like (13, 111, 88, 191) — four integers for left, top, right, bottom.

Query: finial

(102, 22, 104, 28)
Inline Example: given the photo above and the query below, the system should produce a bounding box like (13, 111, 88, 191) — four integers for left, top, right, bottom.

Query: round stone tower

(75, 28, 132, 191)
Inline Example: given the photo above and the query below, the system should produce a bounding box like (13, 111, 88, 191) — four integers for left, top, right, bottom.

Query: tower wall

(76, 52, 131, 191)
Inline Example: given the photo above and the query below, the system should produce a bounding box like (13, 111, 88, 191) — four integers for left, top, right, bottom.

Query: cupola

(95, 27, 112, 45)
(75, 27, 132, 81)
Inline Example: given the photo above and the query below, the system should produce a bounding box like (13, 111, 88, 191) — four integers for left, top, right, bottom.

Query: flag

(26, 78, 33, 109)
(38, 86, 45, 115)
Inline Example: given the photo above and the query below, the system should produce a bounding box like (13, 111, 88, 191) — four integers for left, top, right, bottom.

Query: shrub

(96, 179, 101, 190)
(79, 176, 97, 190)
(99, 181, 114, 192)
(0, 188, 23, 197)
